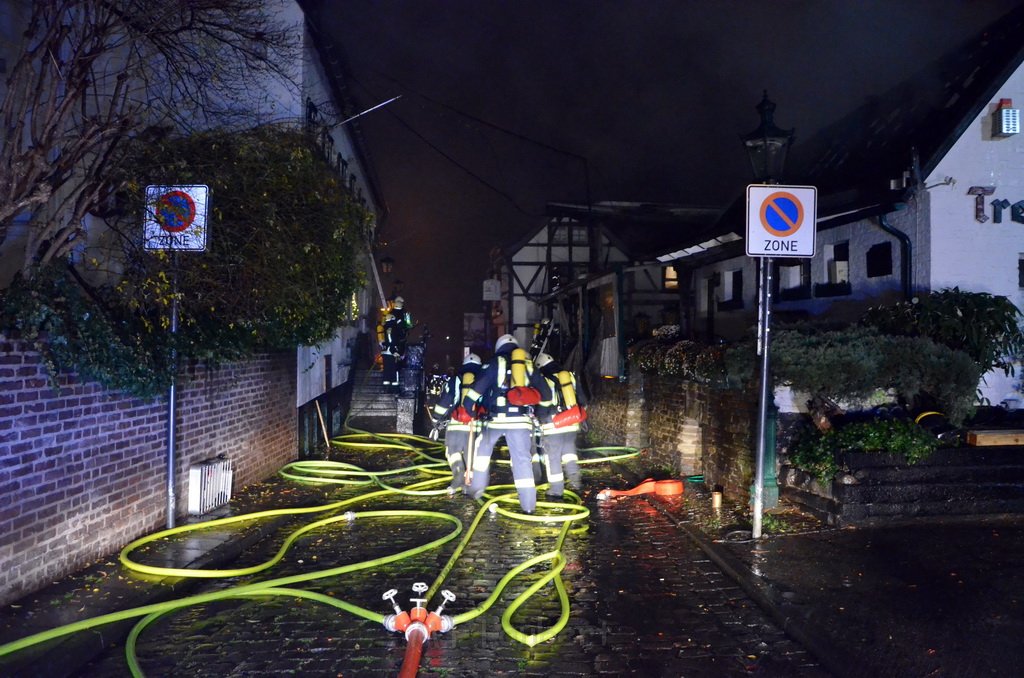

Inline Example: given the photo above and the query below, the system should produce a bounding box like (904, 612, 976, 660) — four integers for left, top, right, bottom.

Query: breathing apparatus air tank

(552, 369, 587, 428)
(556, 370, 577, 408)
(507, 347, 540, 405)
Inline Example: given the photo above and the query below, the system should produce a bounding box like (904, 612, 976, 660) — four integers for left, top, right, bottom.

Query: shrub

(862, 287, 1024, 376)
(1, 126, 371, 398)
(724, 325, 981, 425)
(626, 336, 725, 383)
(790, 418, 940, 482)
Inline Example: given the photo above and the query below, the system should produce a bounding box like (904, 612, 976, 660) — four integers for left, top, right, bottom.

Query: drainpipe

(875, 214, 912, 301)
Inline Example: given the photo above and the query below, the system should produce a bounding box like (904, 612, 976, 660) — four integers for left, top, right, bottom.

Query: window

(663, 265, 679, 290)
(826, 242, 850, 283)
(866, 242, 893, 278)
(718, 269, 744, 311)
(775, 260, 811, 301)
(549, 263, 569, 290)
(1019, 255, 1024, 288)
(551, 224, 568, 244)
(571, 225, 588, 245)
(816, 242, 852, 297)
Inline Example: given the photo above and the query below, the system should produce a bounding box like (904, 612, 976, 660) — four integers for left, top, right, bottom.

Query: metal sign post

(167, 265, 179, 529)
(144, 184, 209, 529)
(745, 184, 816, 538)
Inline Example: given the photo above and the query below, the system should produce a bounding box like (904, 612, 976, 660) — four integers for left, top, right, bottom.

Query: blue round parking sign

(759, 191, 804, 237)
(155, 190, 197, 233)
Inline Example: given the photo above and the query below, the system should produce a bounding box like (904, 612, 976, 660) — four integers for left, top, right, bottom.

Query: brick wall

(588, 372, 760, 500)
(0, 336, 297, 605)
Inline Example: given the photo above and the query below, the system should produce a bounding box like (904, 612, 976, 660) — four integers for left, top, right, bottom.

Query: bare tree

(0, 0, 300, 279)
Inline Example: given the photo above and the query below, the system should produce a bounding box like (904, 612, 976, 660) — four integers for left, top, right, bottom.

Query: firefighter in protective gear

(431, 353, 483, 492)
(381, 296, 413, 390)
(534, 352, 585, 497)
(460, 334, 543, 513)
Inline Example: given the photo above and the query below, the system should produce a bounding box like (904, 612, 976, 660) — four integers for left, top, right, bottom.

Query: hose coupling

(343, 511, 357, 523)
(404, 620, 429, 642)
(433, 589, 456, 616)
(383, 611, 411, 633)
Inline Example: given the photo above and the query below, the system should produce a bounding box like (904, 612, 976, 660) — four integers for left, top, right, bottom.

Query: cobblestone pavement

(65, 445, 827, 678)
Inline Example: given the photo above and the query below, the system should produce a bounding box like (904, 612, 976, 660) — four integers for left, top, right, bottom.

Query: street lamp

(741, 91, 794, 531)
(740, 91, 795, 184)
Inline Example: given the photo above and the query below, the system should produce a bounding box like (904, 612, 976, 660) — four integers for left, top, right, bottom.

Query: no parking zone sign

(745, 184, 816, 258)
(143, 184, 209, 252)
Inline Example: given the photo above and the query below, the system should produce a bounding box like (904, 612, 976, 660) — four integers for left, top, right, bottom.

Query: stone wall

(587, 372, 760, 500)
(0, 337, 297, 605)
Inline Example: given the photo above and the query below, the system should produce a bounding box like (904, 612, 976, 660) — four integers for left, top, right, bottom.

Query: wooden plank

(966, 429, 1024, 446)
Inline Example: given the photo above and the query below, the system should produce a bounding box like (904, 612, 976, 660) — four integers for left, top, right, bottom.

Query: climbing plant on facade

(1, 126, 373, 398)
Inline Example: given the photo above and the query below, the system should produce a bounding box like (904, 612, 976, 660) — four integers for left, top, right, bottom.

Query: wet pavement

(1, 433, 1022, 677)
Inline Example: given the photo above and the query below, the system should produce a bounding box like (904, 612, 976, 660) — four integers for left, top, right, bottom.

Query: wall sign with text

(968, 186, 1024, 224)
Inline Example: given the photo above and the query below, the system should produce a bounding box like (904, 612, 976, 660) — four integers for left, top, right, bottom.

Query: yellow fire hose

(0, 427, 637, 676)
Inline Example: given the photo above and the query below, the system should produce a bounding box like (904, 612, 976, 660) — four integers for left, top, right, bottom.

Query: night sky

(305, 0, 1021, 368)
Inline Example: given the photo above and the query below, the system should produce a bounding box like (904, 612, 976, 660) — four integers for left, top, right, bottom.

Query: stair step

(783, 445, 1024, 524)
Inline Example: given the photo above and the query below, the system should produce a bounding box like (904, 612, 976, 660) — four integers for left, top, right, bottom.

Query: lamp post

(741, 91, 794, 531)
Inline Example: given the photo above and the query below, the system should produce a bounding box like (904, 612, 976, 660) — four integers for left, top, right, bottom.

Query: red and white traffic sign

(144, 184, 209, 252)
(745, 184, 816, 258)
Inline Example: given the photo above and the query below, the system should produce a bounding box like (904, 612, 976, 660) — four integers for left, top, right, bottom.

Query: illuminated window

(663, 266, 679, 290)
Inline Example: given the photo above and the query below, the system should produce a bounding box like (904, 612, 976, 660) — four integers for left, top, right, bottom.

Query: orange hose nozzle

(597, 478, 684, 499)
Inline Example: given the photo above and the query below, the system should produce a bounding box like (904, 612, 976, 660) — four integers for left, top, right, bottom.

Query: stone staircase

(346, 367, 398, 431)
(781, 446, 1024, 526)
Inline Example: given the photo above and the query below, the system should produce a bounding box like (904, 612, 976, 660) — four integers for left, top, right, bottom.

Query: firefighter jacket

(461, 348, 542, 430)
(382, 308, 413, 355)
(431, 364, 481, 433)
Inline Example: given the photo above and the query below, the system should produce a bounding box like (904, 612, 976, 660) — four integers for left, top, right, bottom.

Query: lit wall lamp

(740, 91, 795, 184)
(992, 98, 1019, 137)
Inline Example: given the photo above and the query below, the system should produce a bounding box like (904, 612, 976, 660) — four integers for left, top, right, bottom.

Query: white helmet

(463, 353, 482, 366)
(393, 296, 405, 309)
(495, 333, 518, 352)
(535, 352, 554, 369)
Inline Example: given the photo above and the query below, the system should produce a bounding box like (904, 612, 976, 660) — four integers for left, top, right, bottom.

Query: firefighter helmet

(495, 333, 518, 352)
(535, 352, 554, 369)
(393, 296, 405, 309)
(463, 353, 482, 366)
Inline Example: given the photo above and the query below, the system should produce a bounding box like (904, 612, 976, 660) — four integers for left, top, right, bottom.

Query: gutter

(875, 213, 912, 301)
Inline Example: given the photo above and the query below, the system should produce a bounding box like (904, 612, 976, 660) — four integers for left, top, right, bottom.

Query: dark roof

(540, 201, 721, 261)
(791, 2, 1024, 209)
(661, 2, 1024, 263)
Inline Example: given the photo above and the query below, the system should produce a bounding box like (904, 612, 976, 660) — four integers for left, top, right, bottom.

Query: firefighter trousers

(467, 422, 536, 513)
